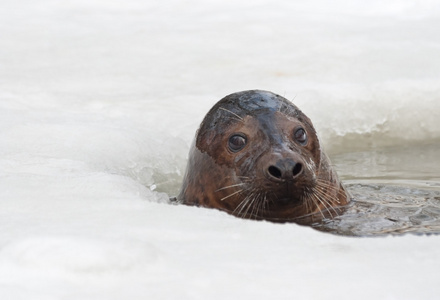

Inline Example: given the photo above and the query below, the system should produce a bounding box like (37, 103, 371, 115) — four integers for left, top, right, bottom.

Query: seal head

(177, 90, 350, 224)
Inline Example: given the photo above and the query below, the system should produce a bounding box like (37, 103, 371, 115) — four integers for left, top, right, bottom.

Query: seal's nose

(267, 159, 303, 182)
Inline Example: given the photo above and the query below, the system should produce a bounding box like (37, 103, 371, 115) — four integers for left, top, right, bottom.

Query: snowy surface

(1, 0, 440, 299)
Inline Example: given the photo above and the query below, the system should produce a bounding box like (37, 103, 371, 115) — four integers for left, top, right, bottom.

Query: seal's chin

(268, 195, 306, 209)
(262, 183, 307, 207)
(275, 197, 301, 206)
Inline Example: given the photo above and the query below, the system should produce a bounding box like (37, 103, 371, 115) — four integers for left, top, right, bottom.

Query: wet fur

(177, 90, 350, 224)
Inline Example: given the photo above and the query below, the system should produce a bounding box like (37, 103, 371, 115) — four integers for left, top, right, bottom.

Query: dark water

(313, 182, 440, 236)
(314, 142, 440, 236)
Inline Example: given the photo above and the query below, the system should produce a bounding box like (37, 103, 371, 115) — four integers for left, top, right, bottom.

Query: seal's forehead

(212, 90, 298, 117)
(233, 90, 282, 111)
(196, 90, 317, 157)
(199, 90, 309, 134)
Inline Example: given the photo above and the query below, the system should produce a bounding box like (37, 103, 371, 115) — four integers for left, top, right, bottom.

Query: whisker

(234, 191, 253, 217)
(315, 191, 337, 218)
(302, 188, 312, 215)
(312, 187, 341, 217)
(244, 192, 259, 219)
(219, 107, 243, 122)
(249, 192, 258, 219)
(314, 181, 347, 204)
(220, 189, 243, 201)
(215, 183, 246, 192)
(236, 177, 252, 183)
(240, 196, 253, 218)
(315, 193, 337, 218)
(310, 192, 327, 219)
(314, 185, 341, 204)
(253, 192, 265, 219)
(262, 192, 268, 216)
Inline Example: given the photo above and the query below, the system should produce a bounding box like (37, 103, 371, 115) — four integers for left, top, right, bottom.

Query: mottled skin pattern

(177, 90, 350, 224)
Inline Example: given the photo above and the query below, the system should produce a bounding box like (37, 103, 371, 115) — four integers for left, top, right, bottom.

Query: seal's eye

(294, 128, 307, 145)
(228, 134, 247, 152)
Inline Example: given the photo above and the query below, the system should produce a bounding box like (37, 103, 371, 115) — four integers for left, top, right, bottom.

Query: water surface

(314, 142, 440, 235)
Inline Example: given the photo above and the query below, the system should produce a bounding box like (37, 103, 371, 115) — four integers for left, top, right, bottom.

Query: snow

(1, 0, 440, 299)
(2, 201, 439, 299)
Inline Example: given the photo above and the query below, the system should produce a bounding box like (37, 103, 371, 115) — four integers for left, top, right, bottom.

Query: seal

(177, 90, 350, 224)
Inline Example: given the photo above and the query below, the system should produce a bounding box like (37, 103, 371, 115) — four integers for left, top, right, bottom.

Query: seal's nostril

(268, 166, 282, 179)
(292, 163, 303, 177)
(268, 161, 302, 181)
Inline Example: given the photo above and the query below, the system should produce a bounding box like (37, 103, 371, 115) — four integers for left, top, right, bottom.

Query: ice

(1, 0, 440, 299)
